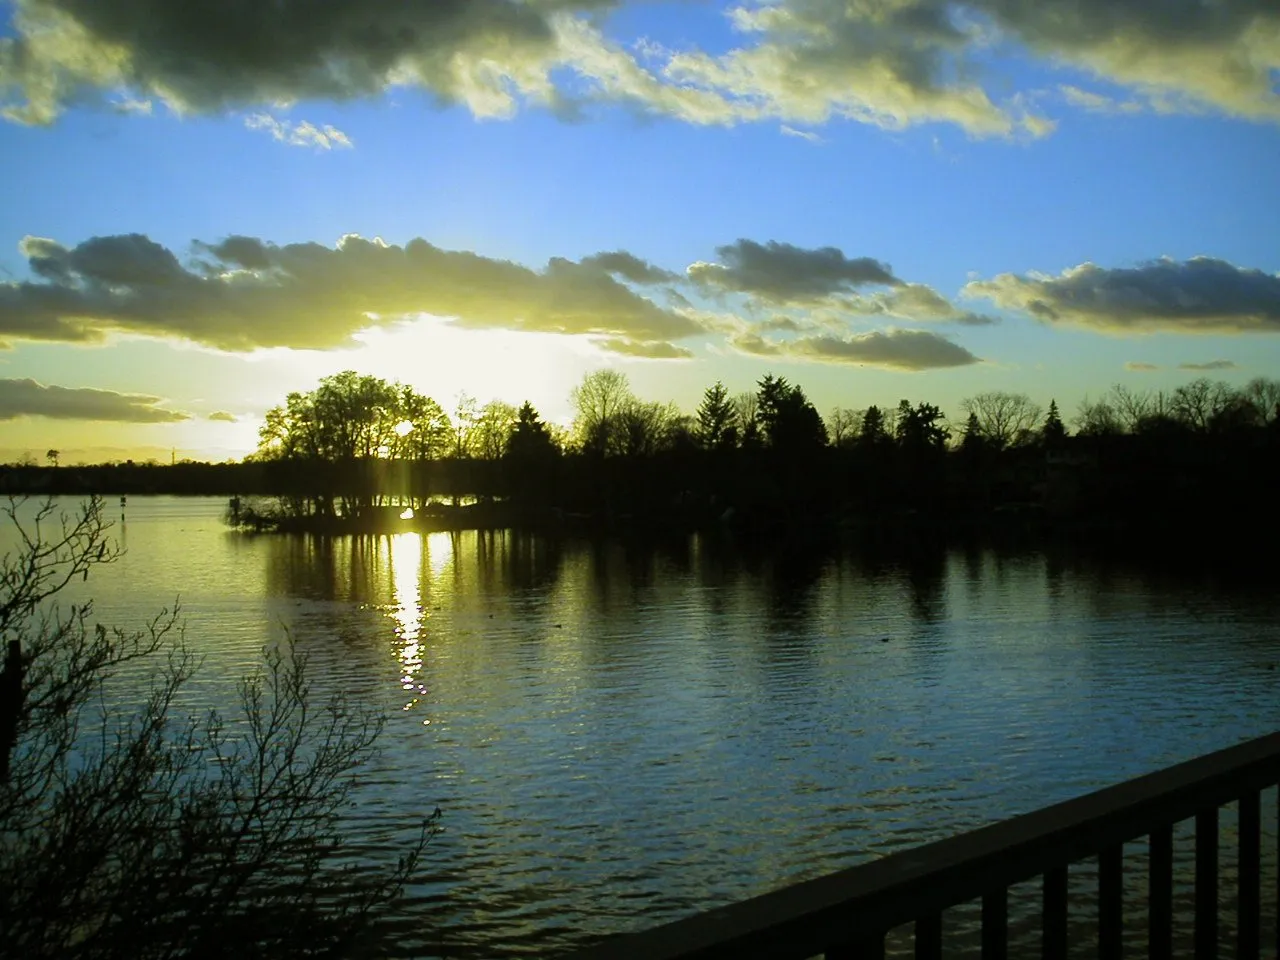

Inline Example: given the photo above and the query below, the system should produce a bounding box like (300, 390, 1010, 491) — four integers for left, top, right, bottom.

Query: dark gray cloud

(207, 410, 238, 422)
(0, 0, 591, 123)
(0, 378, 190, 422)
(1125, 361, 1160, 371)
(965, 257, 1280, 334)
(579, 251, 677, 285)
(982, 0, 1280, 119)
(733, 328, 979, 370)
(1179, 359, 1238, 371)
(2, 232, 702, 350)
(0, 0, 1275, 133)
(689, 240, 900, 304)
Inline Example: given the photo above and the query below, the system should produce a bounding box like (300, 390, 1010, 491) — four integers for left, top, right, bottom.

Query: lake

(14, 495, 1280, 957)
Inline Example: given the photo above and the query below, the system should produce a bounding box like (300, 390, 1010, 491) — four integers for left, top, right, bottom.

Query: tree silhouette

(695, 382, 737, 452)
(472, 400, 519, 461)
(962, 391, 1042, 449)
(826, 408, 860, 448)
(858, 405, 890, 448)
(894, 400, 949, 453)
(755, 374, 826, 453)
(570, 369, 632, 456)
(1042, 400, 1067, 446)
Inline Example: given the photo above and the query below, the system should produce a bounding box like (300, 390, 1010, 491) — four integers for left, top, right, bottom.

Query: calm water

(14, 496, 1280, 957)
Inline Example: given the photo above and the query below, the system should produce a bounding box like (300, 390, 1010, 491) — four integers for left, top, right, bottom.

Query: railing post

(1043, 866, 1068, 960)
(1197, 808, 1219, 960)
(981, 888, 1007, 960)
(1150, 824, 1174, 960)
(915, 913, 941, 960)
(825, 931, 885, 960)
(1238, 791, 1260, 960)
(1099, 844, 1123, 960)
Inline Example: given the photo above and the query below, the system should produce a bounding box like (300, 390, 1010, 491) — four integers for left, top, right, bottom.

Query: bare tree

(1170, 378, 1235, 432)
(1104, 385, 1152, 433)
(471, 400, 519, 460)
(450, 391, 479, 458)
(961, 392, 1043, 449)
(0, 497, 434, 959)
(570, 370, 633, 455)
(1074, 396, 1122, 436)
(732, 391, 760, 447)
(1243, 377, 1280, 425)
(827, 408, 860, 448)
(615, 400, 680, 457)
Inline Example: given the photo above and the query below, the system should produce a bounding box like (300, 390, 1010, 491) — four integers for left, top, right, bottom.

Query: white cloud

(244, 113, 353, 150)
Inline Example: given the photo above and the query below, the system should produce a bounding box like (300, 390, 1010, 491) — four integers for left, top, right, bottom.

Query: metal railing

(563, 733, 1280, 960)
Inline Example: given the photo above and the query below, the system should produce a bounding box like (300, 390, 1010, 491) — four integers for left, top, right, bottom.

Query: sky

(0, 0, 1277, 464)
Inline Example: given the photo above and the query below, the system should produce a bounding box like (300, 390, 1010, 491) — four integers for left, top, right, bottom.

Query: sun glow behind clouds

(341, 317, 602, 420)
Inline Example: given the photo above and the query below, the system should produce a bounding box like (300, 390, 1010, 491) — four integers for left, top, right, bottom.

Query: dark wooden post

(0, 638, 24, 784)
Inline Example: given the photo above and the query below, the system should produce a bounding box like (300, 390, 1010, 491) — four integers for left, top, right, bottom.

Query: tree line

(253, 368, 1280, 464)
(4, 369, 1277, 539)
(231, 368, 1280, 538)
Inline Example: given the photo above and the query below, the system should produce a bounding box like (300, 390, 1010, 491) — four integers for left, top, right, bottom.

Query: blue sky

(0, 0, 1278, 462)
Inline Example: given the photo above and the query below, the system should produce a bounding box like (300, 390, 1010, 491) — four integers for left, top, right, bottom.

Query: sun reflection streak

(388, 532, 426, 708)
(425, 531, 454, 580)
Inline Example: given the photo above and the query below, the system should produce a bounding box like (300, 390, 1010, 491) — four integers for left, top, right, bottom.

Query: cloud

(836, 282, 998, 326)
(993, 0, 1280, 123)
(688, 239, 899, 304)
(0, 0, 590, 124)
(207, 410, 238, 422)
(732, 328, 979, 370)
(1179, 359, 1238, 371)
(110, 96, 152, 115)
(1125, 361, 1160, 371)
(596, 338, 694, 359)
(0, 0, 1276, 135)
(965, 257, 1280, 334)
(780, 125, 822, 143)
(0, 378, 189, 422)
(244, 114, 352, 149)
(578, 251, 676, 285)
(1, 232, 702, 351)
(663, 0, 1050, 138)
(1058, 85, 1142, 115)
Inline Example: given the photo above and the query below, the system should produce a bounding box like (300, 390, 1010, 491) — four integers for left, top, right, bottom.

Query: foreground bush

(0, 496, 434, 959)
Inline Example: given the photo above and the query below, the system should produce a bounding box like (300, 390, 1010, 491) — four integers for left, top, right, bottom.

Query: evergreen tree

(505, 402, 557, 462)
(694, 381, 737, 451)
(895, 400, 950, 453)
(1042, 399, 1067, 446)
(858, 405, 889, 447)
(755, 374, 826, 452)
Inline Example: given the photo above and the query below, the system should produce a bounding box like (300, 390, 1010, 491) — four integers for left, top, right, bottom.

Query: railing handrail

(561, 732, 1280, 960)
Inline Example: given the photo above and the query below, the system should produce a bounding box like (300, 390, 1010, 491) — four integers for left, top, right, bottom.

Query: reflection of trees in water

(576, 534, 696, 615)
(264, 531, 569, 606)
(757, 541, 829, 631)
(264, 534, 385, 603)
(904, 546, 947, 623)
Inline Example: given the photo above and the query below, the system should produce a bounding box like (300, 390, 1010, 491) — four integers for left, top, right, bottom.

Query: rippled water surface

(14, 497, 1280, 957)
